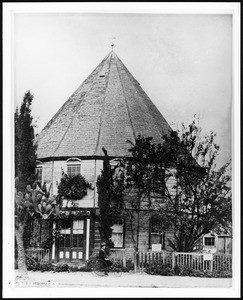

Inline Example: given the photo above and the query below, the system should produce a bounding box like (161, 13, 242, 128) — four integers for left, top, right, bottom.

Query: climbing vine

(57, 172, 92, 201)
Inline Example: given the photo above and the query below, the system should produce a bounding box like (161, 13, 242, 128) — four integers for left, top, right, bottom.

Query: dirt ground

(15, 270, 232, 288)
(3, 271, 237, 298)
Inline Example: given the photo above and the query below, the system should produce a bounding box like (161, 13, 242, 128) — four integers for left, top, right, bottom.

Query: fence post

(122, 250, 126, 267)
(134, 252, 137, 272)
(210, 255, 213, 272)
(172, 252, 175, 269)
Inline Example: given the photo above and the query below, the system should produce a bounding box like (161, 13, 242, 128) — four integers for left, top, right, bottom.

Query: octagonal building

(35, 50, 173, 264)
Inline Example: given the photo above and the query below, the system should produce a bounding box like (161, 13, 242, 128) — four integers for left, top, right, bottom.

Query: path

(15, 270, 232, 288)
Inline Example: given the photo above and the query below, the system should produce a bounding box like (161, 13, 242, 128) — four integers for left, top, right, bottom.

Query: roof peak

(37, 49, 172, 159)
(107, 50, 118, 60)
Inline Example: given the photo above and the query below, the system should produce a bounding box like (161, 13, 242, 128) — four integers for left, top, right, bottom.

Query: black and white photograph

(3, 2, 240, 298)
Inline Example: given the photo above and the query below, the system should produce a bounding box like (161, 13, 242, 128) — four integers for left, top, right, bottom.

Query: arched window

(66, 158, 82, 177)
(149, 216, 165, 251)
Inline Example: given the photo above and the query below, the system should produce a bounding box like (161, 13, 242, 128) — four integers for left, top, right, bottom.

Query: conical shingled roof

(37, 51, 172, 159)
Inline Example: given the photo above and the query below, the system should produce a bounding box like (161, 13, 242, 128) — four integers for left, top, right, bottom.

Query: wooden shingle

(37, 51, 172, 159)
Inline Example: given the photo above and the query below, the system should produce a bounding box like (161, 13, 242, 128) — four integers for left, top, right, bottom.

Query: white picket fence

(134, 251, 232, 272)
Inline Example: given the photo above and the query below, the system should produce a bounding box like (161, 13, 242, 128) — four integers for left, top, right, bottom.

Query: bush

(69, 266, 79, 272)
(112, 260, 130, 273)
(145, 263, 232, 278)
(145, 262, 174, 276)
(53, 263, 70, 272)
(178, 265, 194, 276)
(78, 265, 93, 272)
(27, 262, 54, 272)
(126, 258, 134, 271)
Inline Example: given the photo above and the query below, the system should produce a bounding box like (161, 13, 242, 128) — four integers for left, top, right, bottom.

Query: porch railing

(25, 248, 50, 264)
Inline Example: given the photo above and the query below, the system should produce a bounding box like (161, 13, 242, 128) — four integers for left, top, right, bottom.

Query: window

(72, 220, 84, 248)
(59, 220, 84, 249)
(204, 237, 215, 246)
(150, 216, 165, 249)
(35, 161, 43, 185)
(66, 158, 82, 177)
(59, 221, 71, 248)
(111, 219, 124, 248)
(67, 164, 81, 177)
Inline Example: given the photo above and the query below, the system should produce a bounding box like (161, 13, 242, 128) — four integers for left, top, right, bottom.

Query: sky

(14, 10, 233, 168)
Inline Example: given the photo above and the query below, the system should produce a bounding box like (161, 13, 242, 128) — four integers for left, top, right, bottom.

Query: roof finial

(111, 37, 116, 51)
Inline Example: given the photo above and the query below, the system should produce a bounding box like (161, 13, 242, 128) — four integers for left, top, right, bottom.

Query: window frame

(111, 218, 125, 249)
(149, 216, 165, 250)
(35, 161, 43, 186)
(204, 236, 215, 246)
(59, 219, 84, 249)
(66, 158, 82, 177)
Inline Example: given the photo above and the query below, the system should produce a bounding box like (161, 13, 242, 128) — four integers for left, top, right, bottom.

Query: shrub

(78, 265, 93, 272)
(126, 258, 134, 271)
(145, 262, 232, 278)
(53, 263, 70, 272)
(179, 265, 194, 276)
(112, 260, 130, 273)
(145, 262, 174, 276)
(27, 262, 54, 272)
(69, 266, 79, 272)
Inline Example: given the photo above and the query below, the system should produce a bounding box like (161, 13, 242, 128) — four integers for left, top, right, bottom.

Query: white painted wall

(40, 159, 104, 208)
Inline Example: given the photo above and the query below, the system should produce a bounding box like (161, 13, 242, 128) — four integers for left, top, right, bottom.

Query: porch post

(85, 218, 90, 260)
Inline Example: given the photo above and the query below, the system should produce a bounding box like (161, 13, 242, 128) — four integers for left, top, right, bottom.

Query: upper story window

(66, 158, 82, 177)
(35, 161, 43, 185)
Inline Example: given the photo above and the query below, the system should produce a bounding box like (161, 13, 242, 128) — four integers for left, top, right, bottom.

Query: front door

(58, 219, 85, 261)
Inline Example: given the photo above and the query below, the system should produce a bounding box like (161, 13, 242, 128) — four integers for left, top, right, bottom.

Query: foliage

(53, 263, 70, 272)
(86, 257, 129, 273)
(126, 258, 135, 271)
(125, 119, 232, 252)
(111, 259, 130, 272)
(145, 262, 174, 276)
(57, 172, 92, 201)
(26, 260, 54, 272)
(145, 263, 232, 278)
(14, 92, 62, 278)
(15, 185, 58, 224)
(15, 91, 37, 192)
(96, 147, 125, 248)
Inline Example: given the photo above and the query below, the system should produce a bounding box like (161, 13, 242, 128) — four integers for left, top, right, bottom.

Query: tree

(124, 136, 163, 251)
(15, 91, 37, 191)
(96, 148, 125, 249)
(14, 91, 60, 280)
(15, 180, 59, 279)
(126, 119, 232, 252)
